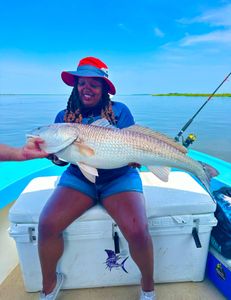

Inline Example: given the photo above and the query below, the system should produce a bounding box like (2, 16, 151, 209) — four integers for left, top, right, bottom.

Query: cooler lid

(9, 176, 110, 224)
(142, 171, 216, 216)
(9, 171, 216, 224)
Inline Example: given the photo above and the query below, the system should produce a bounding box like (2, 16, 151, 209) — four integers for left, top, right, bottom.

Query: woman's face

(77, 77, 103, 108)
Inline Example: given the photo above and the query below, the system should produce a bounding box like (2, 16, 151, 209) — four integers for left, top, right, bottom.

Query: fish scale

(65, 124, 211, 188)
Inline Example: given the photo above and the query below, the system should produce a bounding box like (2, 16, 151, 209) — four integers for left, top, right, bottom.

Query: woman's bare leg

(38, 186, 94, 294)
(103, 192, 154, 291)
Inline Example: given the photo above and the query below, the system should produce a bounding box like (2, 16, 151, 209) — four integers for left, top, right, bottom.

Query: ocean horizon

(0, 94, 230, 163)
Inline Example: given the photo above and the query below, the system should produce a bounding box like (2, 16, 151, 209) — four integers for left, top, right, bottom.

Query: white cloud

(177, 4, 231, 47)
(178, 4, 231, 27)
(117, 23, 130, 33)
(192, 3, 231, 27)
(154, 27, 165, 38)
(181, 29, 231, 46)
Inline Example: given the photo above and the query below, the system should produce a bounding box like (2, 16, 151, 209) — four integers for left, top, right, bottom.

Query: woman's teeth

(84, 94, 92, 99)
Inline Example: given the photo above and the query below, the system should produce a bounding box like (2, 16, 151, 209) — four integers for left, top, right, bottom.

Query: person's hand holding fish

(22, 137, 48, 160)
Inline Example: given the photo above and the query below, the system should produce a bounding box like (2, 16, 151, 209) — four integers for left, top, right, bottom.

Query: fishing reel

(182, 133, 197, 148)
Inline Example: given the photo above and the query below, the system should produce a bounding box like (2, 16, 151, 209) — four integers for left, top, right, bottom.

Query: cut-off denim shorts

(58, 167, 143, 205)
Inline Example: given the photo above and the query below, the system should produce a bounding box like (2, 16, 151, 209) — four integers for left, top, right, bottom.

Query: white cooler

(8, 171, 217, 292)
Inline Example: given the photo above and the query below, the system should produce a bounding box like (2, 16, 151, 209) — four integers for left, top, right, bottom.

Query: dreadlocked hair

(64, 80, 117, 125)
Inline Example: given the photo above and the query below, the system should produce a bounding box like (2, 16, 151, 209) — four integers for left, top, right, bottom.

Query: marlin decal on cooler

(104, 249, 129, 273)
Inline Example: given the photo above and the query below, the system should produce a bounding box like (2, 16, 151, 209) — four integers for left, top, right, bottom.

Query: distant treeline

(152, 93, 231, 97)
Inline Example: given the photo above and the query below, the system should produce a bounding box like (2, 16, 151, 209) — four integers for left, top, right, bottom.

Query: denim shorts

(58, 168, 143, 204)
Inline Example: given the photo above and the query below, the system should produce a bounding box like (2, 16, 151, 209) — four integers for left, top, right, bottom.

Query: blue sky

(0, 0, 231, 94)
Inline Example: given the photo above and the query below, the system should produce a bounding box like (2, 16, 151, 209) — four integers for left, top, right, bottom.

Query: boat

(0, 149, 230, 300)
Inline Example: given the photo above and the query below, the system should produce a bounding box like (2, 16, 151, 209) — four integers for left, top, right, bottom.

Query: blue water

(0, 94, 231, 162)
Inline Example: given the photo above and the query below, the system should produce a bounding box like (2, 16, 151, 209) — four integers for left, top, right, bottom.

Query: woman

(38, 57, 155, 300)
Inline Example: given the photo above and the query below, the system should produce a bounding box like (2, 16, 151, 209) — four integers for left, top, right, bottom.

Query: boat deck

(0, 265, 226, 300)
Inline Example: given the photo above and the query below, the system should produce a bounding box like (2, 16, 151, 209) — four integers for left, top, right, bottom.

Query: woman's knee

(122, 221, 150, 245)
(38, 213, 62, 239)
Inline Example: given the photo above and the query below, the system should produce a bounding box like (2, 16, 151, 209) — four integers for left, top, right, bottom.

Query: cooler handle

(112, 223, 120, 254)
(192, 227, 202, 248)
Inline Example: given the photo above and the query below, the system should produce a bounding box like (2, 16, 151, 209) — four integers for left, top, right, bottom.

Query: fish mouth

(26, 134, 40, 140)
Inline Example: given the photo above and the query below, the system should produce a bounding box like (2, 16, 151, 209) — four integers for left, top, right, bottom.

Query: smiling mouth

(82, 94, 94, 100)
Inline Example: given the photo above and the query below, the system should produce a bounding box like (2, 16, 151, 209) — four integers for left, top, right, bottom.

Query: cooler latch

(28, 227, 36, 242)
(112, 223, 120, 254)
(192, 219, 202, 248)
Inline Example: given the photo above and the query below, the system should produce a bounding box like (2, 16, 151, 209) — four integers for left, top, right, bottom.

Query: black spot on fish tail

(198, 161, 219, 181)
(198, 161, 219, 202)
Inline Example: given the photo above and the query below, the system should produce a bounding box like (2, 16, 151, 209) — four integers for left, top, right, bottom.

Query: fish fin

(124, 125, 187, 154)
(74, 141, 95, 157)
(148, 166, 171, 182)
(77, 162, 98, 183)
(91, 118, 117, 129)
(121, 257, 129, 273)
(105, 249, 115, 258)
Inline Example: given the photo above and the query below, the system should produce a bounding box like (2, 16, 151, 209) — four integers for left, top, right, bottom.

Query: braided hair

(64, 78, 117, 125)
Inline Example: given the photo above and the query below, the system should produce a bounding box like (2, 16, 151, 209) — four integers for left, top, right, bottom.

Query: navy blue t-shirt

(54, 101, 135, 184)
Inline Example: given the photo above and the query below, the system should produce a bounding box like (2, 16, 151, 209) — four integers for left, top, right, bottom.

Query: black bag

(211, 187, 231, 259)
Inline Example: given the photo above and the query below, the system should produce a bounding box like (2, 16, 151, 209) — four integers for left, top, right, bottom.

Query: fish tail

(198, 161, 219, 183)
(121, 256, 129, 273)
(198, 161, 219, 201)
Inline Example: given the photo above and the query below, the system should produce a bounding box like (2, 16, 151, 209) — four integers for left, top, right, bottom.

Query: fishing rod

(174, 72, 231, 147)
